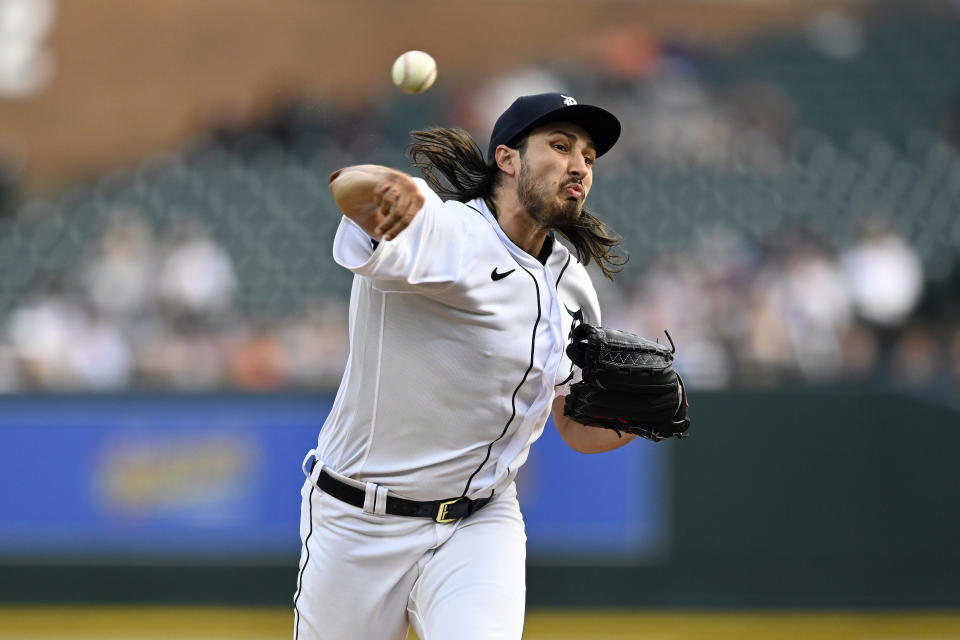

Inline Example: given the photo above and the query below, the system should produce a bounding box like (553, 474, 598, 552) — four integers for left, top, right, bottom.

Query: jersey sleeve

(332, 177, 466, 288)
(554, 261, 601, 397)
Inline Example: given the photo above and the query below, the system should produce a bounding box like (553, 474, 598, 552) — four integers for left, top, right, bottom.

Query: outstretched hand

(372, 172, 425, 241)
(329, 165, 425, 241)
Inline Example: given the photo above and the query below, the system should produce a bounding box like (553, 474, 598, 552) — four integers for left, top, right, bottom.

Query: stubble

(517, 160, 583, 229)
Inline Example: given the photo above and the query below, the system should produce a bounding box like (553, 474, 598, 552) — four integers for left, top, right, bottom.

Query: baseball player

(294, 93, 635, 640)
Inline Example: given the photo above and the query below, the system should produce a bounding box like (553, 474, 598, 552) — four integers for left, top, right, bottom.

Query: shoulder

(444, 198, 490, 230)
(413, 181, 488, 229)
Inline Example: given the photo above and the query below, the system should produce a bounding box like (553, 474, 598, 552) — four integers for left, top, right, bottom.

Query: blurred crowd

(0, 214, 348, 391)
(0, 8, 958, 394)
(2, 204, 954, 394)
(605, 224, 960, 392)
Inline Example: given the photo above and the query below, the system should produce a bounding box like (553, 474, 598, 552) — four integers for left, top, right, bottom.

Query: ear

(494, 145, 519, 177)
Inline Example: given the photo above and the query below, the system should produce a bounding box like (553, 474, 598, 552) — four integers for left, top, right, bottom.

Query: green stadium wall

(2, 388, 958, 608)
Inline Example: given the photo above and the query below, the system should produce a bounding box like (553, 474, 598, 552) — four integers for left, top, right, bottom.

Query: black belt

(316, 469, 492, 524)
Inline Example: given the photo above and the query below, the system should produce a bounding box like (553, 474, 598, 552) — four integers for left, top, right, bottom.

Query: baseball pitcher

(293, 93, 690, 640)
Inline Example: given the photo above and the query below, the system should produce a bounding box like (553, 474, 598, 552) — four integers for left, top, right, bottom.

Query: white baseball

(391, 50, 437, 94)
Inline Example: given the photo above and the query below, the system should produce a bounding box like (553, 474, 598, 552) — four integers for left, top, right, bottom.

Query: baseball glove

(563, 324, 690, 442)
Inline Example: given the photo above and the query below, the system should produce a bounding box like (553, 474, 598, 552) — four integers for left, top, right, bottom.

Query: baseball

(391, 50, 437, 94)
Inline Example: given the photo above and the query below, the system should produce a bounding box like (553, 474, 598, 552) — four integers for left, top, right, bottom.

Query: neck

(487, 192, 549, 258)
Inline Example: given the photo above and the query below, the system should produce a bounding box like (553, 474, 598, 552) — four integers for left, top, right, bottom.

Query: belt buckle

(434, 498, 464, 523)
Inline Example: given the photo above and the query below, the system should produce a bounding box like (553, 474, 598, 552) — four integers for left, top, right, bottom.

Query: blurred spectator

(65, 309, 132, 390)
(228, 326, 289, 390)
(157, 220, 237, 319)
(840, 225, 924, 327)
(83, 213, 157, 320)
(0, 0, 57, 98)
(742, 270, 795, 383)
(780, 243, 852, 379)
(135, 322, 226, 390)
(7, 281, 73, 388)
(6, 276, 85, 388)
(675, 335, 732, 389)
(622, 252, 734, 387)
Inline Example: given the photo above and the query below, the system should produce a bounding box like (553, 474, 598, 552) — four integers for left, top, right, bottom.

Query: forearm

(552, 396, 637, 453)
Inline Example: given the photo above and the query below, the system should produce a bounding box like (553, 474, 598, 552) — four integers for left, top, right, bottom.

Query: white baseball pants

(293, 463, 527, 640)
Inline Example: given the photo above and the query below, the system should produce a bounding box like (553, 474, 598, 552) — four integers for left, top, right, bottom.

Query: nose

(568, 154, 588, 179)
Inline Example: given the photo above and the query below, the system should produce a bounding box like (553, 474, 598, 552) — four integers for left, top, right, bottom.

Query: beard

(516, 160, 583, 228)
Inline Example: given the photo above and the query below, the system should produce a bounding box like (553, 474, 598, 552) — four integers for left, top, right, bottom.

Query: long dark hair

(407, 127, 626, 279)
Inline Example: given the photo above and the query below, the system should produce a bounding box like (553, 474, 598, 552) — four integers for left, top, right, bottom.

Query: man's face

(515, 122, 596, 227)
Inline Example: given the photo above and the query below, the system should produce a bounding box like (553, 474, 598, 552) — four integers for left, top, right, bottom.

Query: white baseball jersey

(315, 178, 600, 502)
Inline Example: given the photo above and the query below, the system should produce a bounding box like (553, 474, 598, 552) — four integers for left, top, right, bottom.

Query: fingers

(376, 189, 413, 239)
(372, 173, 424, 241)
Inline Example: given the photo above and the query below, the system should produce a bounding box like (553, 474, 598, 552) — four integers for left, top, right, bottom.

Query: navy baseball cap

(486, 92, 621, 162)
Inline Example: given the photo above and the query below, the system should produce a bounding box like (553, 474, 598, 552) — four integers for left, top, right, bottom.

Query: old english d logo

(564, 304, 584, 337)
(557, 304, 584, 385)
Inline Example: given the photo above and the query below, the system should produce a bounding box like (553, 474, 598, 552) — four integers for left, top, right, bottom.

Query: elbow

(328, 177, 363, 222)
(329, 172, 347, 208)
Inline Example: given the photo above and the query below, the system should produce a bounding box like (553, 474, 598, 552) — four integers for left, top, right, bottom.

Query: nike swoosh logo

(491, 267, 515, 281)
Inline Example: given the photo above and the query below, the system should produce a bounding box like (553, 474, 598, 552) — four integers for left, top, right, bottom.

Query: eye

(584, 155, 595, 166)
(553, 143, 568, 152)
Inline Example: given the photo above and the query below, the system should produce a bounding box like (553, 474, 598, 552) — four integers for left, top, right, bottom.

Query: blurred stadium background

(1, 0, 959, 638)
